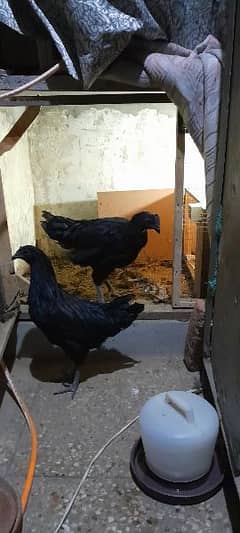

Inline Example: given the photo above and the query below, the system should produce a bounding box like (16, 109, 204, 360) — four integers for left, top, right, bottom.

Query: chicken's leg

(105, 280, 120, 297)
(54, 368, 80, 400)
(95, 283, 104, 303)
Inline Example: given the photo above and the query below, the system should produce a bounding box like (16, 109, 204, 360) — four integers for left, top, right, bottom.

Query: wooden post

(203, 0, 237, 359)
(194, 222, 209, 298)
(0, 107, 40, 156)
(0, 173, 19, 310)
(210, 0, 240, 474)
(172, 112, 185, 307)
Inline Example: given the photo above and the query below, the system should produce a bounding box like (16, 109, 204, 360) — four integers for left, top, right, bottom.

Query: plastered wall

(0, 108, 35, 258)
(0, 103, 205, 260)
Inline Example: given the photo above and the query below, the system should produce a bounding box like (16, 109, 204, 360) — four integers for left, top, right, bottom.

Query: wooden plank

(194, 225, 204, 298)
(200, 226, 210, 298)
(183, 190, 198, 264)
(0, 173, 19, 308)
(204, 358, 234, 472)
(177, 298, 194, 309)
(0, 107, 40, 156)
(211, 0, 240, 474)
(0, 313, 17, 362)
(18, 303, 191, 322)
(172, 112, 185, 307)
(203, 0, 237, 359)
(97, 189, 174, 262)
(0, 73, 171, 95)
(194, 223, 209, 299)
(0, 91, 171, 107)
(202, 358, 240, 516)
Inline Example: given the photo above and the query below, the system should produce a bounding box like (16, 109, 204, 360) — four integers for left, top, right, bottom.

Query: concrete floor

(0, 320, 233, 532)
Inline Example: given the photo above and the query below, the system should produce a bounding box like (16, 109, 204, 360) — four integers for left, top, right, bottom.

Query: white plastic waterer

(139, 390, 219, 483)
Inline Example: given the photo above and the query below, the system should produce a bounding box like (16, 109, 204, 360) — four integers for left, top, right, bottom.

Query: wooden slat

(194, 223, 209, 298)
(0, 71, 171, 106)
(0, 313, 17, 362)
(177, 298, 194, 309)
(203, 0, 237, 359)
(203, 357, 240, 512)
(0, 73, 171, 94)
(0, 173, 19, 308)
(19, 303, 191, 322)
(172, 112, 186, 307)
(0, 107, 40, 156)
(211, 0, 240, 474)
(0, 91, 171, 107)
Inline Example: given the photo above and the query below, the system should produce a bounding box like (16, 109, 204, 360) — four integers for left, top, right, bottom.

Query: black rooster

(12, 246, 144, 398)
(41, 210, 160, 302)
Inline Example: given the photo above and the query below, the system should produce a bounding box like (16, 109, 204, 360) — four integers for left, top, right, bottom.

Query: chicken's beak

(152, 216, 160, 233)
(12, 257, 30, 277)
(153, 224, 160, 234)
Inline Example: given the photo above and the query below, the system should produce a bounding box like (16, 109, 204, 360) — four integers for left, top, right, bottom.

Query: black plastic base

(130, 438, 224, 505)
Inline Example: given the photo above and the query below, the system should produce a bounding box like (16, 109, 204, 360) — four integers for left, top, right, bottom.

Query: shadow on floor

(17, 327, 139, 384)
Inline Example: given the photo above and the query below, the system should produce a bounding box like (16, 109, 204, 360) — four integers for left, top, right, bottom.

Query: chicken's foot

(54, 368, 80, 400)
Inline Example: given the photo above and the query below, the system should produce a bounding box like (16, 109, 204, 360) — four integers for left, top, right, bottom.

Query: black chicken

(12, 246, 144, 399)
(41, 210, 160, 302)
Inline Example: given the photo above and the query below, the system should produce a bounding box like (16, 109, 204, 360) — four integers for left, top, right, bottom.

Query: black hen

(12, 246, 144, 398)
(41, 210, 160, 302)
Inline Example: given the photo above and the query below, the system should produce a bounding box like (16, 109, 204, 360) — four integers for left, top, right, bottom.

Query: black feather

(13, 246, 144, 366)
(41, 210, 160, 285)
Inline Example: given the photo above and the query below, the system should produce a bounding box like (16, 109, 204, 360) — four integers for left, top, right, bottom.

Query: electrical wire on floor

(54, 386, 203, 533)
(0, 361, 38, 513)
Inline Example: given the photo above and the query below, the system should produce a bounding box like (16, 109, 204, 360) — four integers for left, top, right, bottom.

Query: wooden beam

(211, 0, 240, 474)
(203, 357, 240, 515)
(0, 90, 170, 107)
(0, 73, 171, 94)
(0, 107, 40, 156)
(0, 173, 19, 309)
(0, 313, 17, 362)
(172, 112, 186, 307)
(194, 222, 209, 298)
(203, 0, 237, 358)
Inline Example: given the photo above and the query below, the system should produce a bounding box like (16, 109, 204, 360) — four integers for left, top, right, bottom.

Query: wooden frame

(0, 172, 19, 310)
(210, 1, 240, 476)
(2, 0, 240, 503)
(202, 0, 240, 488)
(0, 107, 40, 156)
(172, 112, 195, 308)
(0, 97, 200, 310)
(182, 194, 209, 300)
(0, 72, 171, 106)
(194, 222, 209, 299)
(0, 75, 205, 311)
(0, 90, 171, 107)
(0, 171, 19, 350)
(203, 1, 237, 360)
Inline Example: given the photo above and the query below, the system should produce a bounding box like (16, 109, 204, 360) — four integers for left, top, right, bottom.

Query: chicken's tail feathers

(41, 210, 54, 221)
(40, 220, 48, 232)
(107, 294, 144, 328)
(109, 294, 144, 314)
(129, 302, 144, 317)
(108, 294, 133, 306)
(41, 211, 54, 234)
(40, 211, 74, 249)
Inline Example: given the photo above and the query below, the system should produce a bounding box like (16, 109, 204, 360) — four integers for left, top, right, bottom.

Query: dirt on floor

(51, 257, 193, 303)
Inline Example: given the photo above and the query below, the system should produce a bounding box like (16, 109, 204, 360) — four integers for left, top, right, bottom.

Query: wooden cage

(1, 0, 240, 499)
